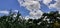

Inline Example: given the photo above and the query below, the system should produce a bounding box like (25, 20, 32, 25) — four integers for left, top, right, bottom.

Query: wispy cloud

(14, 10, 18, 12)
(49, 0, 60, 14)
(0, 11, 9, 14)
(43, 0, 52, 5)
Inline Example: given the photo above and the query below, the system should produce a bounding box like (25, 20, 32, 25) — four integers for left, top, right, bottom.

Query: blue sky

(0, 0, 30, 16)
(40, 1, 57, 12)
(0, 0, 20, 9)
(0, 0, 57, 17)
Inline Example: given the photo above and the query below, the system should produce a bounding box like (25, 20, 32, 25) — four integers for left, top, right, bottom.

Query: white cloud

(29, 10, 43, 19)
(25, 1, 40, 11)
(18, 0, 43, 19)
(18, 0, 40, 11)
(43, 0, 52, 5)
(42, 0, 60, 14)
(0, 11, 9, 14)
(14, 10, 18, 12)
(18, 0, 60, 19)
(49, 3, 56, 9)
(56, 0, 60, 14)
(25, 16, 34, 20)
(13, 14, 17, 17)
(25, 10, 43, 20)
(54, 0, 60, 8)
(49, 0, 60, 14)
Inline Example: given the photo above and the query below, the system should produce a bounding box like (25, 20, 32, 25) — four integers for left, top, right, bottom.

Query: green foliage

(0, 11, 60, 28)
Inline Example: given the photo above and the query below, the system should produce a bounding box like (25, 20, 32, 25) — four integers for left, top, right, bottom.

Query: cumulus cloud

(18, 0, 43, 19)
(0, 11, 9, 14)
(18, 0, 60, 19)
(29, 10, 43, 19)
(18, 0, 41, 11)
(25, 10, 43, 20)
